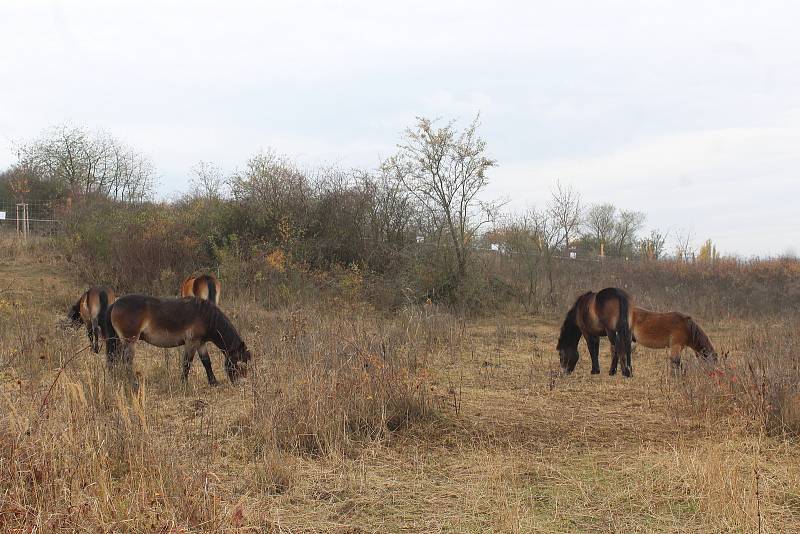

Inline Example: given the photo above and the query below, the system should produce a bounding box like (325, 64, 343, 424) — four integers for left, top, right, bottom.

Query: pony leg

(586, 336, 600, 374)
(197, 345, 219, 386)
(608, 331, 618, 375)
(623, 341, 633, 378)
(106, 339, 137, 389)
(669, 344, 682, 369)
(123, 344, 139, 390)
(609, 329, 632, 378)
(106, 337, 120, 367)
(181, 345, 197, 383)
(87, 322, 97, 353)
(90, 317, 100, 353)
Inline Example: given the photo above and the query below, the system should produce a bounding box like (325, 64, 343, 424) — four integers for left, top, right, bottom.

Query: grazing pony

(632, 307, 717, 367)
(102, 295, 250, 386)
(556, 287, 634, 377)
(68, 286, 116, 353)
(180, 273, 220, 305)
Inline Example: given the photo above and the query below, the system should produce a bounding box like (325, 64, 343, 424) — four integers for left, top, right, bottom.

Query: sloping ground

(1, 246, 799, 533)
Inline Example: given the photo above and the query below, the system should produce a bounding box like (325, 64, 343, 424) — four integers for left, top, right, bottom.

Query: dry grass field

(2, 239, 800, 533)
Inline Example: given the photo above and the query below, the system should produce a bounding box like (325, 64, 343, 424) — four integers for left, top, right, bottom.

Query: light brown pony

(102, 294, 250, 387)
(180, 273, 220, 305)
(68, 286, 116, 353)
(632, 307, 717, 367)
(557, 287, 634, 377)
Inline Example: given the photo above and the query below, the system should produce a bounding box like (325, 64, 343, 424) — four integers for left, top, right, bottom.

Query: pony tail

(99, 299, 117, 354)
(616, 290, 633, 357)
(99, 290, 110, 327)
(207, 278, 217, 305)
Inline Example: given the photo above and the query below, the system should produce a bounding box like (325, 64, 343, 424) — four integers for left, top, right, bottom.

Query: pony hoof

(622, 369, 632, 378)
(591, 368, 600, 375)
(609, 369, 617, 376)
(209, 380, 219, 387)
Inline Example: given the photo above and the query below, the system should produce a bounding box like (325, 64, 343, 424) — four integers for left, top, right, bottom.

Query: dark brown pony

(68, 286, 116, 353)
(102, 295, 250, 386)
(180, 273, 220, 305)
(556, 287, 634, 377)
(632, 307, 717, 367)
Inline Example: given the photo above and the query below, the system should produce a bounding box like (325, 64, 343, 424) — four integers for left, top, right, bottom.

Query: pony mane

(688, 318, 715, 356)
(557, 292, 590, 349)
(202, 301, 246, 354)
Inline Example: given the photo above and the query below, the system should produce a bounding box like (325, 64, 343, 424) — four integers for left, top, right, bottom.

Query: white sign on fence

(0, 211, 5, 220)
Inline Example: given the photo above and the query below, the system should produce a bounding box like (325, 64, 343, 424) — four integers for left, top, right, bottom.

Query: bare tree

(548, 182, 581, 254)
(639, 228, 668, 259)
(18, 124, 154, 202)
(584, 203, 616, 254)
(495, 211, 533, 309)
(613, 210, 646, 257)
(229, 149, 311, 227)
(674, 228, 695, 261)
(499, 207, 562, 309)
(383, 115, 499, 284)
(190, 161, 226, 199)
(359, 170, 415, 252)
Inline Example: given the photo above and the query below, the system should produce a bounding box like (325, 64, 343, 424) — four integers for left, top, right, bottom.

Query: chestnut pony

(556, 287, 634, 377)
(632, 307, 717, 367)
(68, 286, 116, 353)
(180, 273, 220, 305)
(102, 294, 250, 387)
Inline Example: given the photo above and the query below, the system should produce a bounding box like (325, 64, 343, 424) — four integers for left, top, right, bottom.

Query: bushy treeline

(60, 158, 513, 312)
(4, 119, 799, 317)
(7, 117, 511, 310)
(59, 191, 800, 319)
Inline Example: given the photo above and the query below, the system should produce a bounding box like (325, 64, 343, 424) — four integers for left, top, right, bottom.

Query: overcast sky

(1, 1, 798, 256)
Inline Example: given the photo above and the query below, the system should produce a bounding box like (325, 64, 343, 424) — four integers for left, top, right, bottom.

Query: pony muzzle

(224, 357, 249, 382)
(559, 348, 579, 374)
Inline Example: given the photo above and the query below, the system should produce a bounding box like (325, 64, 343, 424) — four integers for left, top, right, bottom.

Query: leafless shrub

(675, 320, 800, 436)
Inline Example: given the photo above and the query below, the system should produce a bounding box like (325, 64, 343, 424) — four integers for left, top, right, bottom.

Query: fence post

(16, 203, 30, 239)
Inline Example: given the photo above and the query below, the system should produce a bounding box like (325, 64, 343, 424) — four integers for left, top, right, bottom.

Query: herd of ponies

(68, 274, 250, 388)
(556, 287, 718, 376)
(67, 276, 717, 388)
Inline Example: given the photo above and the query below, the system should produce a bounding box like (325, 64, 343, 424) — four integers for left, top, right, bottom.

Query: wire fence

(407, 236, 683, 265)
(0, 200, 62, 237)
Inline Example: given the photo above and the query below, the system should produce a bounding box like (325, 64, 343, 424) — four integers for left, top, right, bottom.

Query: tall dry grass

(0, 270, 457, 532)
(489, 250, 800, 319)
(233, 303, 459, 456)
(3, 236, 800, 532)
(673, 318, 800, 437)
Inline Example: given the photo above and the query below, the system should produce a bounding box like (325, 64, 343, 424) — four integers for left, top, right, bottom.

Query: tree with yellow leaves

(698, 239, 719, 262)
